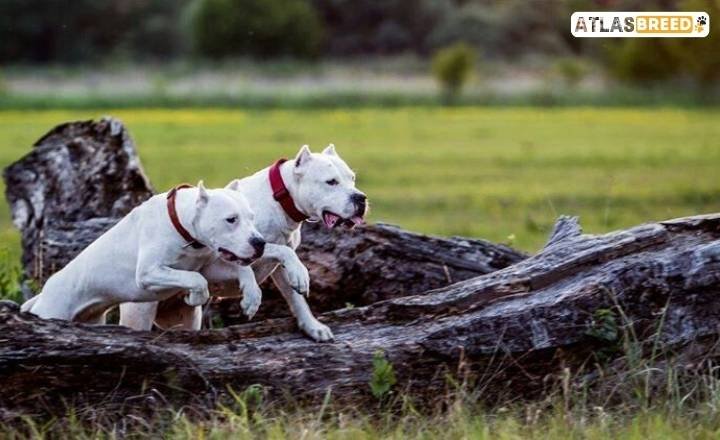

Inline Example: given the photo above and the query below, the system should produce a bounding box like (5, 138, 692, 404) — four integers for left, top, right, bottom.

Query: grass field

(1, 107, 719, 258)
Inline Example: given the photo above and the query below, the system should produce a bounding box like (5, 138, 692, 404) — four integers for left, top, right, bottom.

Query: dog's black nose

(249, 236, 266, 258)
(350, 192, 367, 214)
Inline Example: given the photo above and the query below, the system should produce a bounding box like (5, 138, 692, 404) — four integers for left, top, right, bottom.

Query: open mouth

(218, 248, 254, 266)
(322, 211, 364, 229)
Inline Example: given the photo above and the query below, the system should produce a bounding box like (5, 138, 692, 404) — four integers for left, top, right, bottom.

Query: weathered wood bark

(2, 118, 154, 285)
(2, 214, 720, 415)
(2, 118, 526, 318)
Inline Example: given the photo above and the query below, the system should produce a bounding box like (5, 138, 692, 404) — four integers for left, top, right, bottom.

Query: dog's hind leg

(119, 301, 158, 330)
(154, 295, 202, 330)
(78, 305, 111, 324)
(121, 297, 202, 331)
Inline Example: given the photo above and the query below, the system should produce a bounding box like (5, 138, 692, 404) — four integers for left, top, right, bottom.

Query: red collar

(269, 159, 309, 223)
(167, 184, 205, 249)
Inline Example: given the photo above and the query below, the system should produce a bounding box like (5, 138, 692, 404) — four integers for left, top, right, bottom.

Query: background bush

(601, 0, 719, 86)
(428, 4, 504, 55)
(431, 42, 476, 100)
(191, 0, 323, 58)
(664, 0, 720, 85)
(311, 0, 448, 55)
(608, 40, 680, 84)
(554, 57, 589, 88)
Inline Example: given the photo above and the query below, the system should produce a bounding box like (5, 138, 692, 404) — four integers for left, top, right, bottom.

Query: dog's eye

(326, 179, 339, 186)
(226, 216, 238, 224)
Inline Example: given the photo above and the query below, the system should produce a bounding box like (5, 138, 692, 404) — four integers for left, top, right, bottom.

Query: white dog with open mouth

(119, 144, 367, 342)
(21, 182, 265, 323)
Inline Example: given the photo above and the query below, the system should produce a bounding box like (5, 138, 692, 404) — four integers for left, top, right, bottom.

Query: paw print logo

(695, 15, 707, 33)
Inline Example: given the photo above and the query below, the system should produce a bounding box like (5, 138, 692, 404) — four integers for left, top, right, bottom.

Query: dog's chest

(262, 226, 300, 250)
(253, 212, 296, 243)
(172, 248, 214, 271)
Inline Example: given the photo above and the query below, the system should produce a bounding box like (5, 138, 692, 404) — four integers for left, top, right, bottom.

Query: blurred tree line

(0, 0, 190, 62)
(0, 0, 717, 85)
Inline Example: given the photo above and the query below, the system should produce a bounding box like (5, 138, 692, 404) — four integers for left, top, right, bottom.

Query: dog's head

(192, 181, 265, 265)
(291, 144, 368, 229)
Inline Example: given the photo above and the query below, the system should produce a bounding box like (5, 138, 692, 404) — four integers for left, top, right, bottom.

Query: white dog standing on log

(22, 182, 266, 323)
(119, 144, 367, 342)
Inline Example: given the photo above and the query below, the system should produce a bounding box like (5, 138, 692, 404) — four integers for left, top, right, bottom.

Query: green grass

(7, 404, 720, 439)
(1, 107, 719, 259)
(7, 362, 720, 440)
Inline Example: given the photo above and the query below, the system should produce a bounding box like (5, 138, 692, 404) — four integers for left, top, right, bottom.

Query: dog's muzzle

(351, 192, 367, 218)
(219, 247, 255, 266)
(249, 236, 266, 259)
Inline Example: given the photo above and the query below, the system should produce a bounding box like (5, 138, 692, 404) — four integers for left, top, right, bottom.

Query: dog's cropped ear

(197, 180, 209, 208)
(225, 179, 241, 192)
(322, 143, 337, 156)
(294, 145, 312, 171)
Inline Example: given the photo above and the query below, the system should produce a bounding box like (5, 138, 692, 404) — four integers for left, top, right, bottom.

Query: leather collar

(268, 159, 309, 223)
(166, 184, 205, 249)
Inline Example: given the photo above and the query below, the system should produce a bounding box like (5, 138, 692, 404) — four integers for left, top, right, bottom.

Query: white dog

(21, 182, 266, 323)
(119, 145, 367, 342)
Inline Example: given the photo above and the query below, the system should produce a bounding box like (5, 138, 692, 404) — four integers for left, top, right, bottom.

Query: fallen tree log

(2, 118, 525, 319)
(2, 213, 720, 415)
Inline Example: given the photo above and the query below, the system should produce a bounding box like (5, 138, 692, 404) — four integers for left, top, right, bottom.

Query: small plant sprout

(586, 308, 619, 342)
(505, 233, 516, 246)
(369, 350, 397, 400)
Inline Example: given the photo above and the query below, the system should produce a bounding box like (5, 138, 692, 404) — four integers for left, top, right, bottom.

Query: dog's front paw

(185, 287, 210, 307)
(299, 319, 334, 342)
(285, 261, 310, 297)
(240, 284, 262, 320)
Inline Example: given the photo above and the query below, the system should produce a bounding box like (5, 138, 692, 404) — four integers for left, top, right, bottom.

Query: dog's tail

(19, 294, 38, 312)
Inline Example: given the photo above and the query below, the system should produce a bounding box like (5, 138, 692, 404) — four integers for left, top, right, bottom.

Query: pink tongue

(323, 213, 340, 228)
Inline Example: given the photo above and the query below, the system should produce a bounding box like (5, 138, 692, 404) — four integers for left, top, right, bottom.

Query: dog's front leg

(237, 266, 262, 319)
(136, 265, 210, 307)
(262, 243, 310, 297)
(202, 261, 263, 319)
(270, 270, 333, 342)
